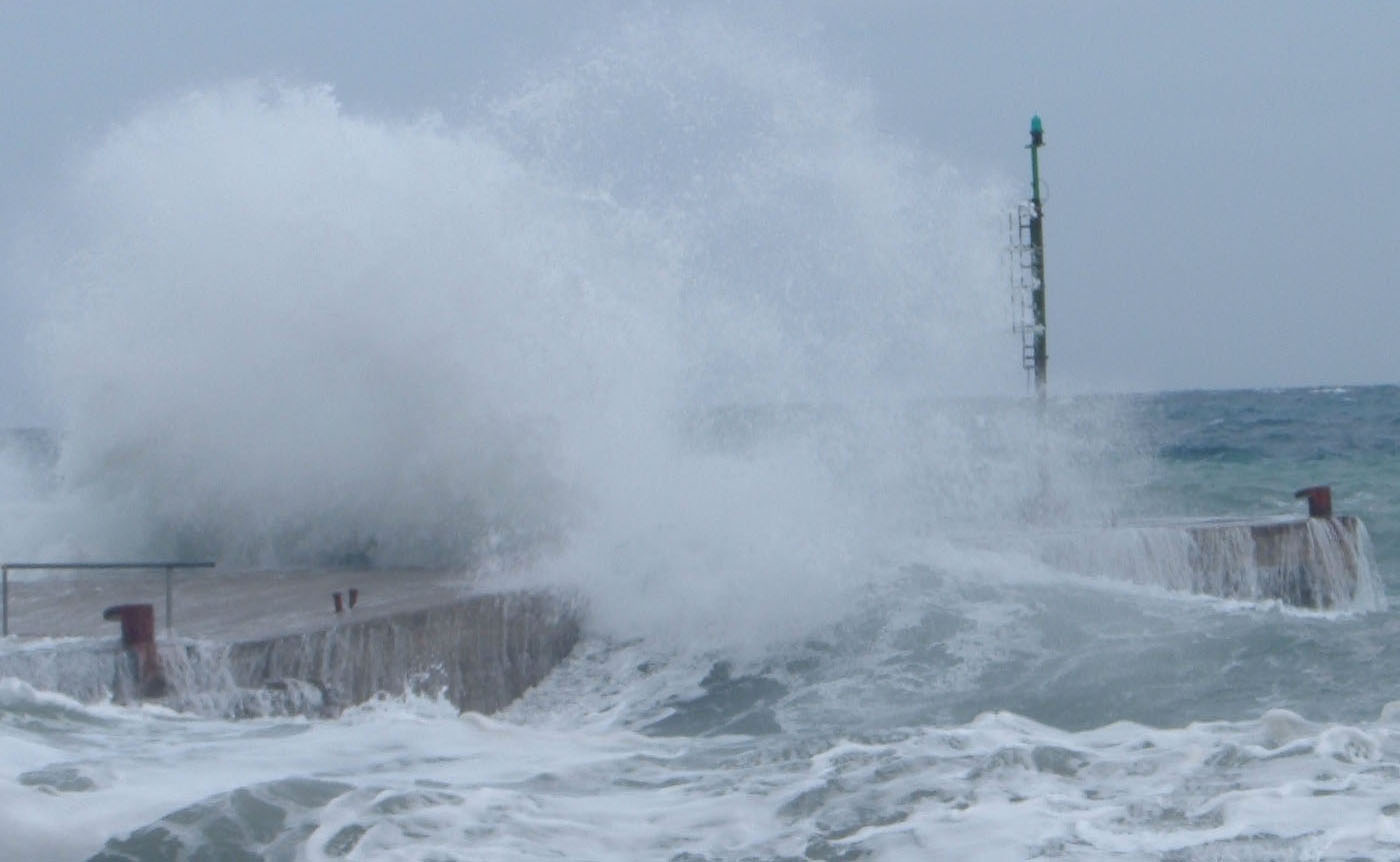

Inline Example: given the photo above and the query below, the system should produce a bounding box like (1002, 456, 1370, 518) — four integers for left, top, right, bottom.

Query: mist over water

(7, 16, 1137, 647)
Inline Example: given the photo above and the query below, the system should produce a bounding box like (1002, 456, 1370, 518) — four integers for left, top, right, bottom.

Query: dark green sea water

(1131, 385, 1400, 574)
(7, 385, 1400, 860)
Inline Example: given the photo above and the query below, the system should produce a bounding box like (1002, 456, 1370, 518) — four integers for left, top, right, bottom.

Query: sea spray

(32, 79, 684, 567)
(12, 14, 1144, 650)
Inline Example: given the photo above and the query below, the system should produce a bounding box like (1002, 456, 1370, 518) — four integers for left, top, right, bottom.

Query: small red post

(333, 592, 344, 613)
(1294, 486, 1333, 518)
(103, 603, 155, 650)
(102, 603, 165, 698)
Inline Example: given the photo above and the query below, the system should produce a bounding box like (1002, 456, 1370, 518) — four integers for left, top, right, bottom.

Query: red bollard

(333, 592, 344, 613)
(1294, 485, 1333, 519)
(103, 603, 155, 647)
(102, 603, 166, 698)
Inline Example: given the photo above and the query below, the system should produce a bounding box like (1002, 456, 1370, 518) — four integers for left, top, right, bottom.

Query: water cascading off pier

(1026, 488, 1382, 610)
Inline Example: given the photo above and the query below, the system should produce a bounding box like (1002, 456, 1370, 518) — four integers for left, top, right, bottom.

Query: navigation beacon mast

(1011, 115, 1048, 401)
(1028, 115, 1047, 399)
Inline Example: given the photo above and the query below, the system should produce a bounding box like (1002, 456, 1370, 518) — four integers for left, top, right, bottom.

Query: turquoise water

(1132, 385, 1400, 567)
(4, 385, 1400, 860)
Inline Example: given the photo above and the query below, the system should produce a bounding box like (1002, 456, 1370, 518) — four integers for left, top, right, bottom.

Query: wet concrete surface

(1, 567, 478, 642)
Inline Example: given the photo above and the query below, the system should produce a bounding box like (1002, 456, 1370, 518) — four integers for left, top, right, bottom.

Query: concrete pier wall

(1188, 516, 1375, 608)
(1034, 515, 1383, 610)
(0, 640, 120, 705)
(221, 591, 578, 715)
(0, 588, 580, 717)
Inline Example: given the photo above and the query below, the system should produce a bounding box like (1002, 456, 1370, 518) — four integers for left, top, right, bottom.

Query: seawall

(1031, 514, 1383, 610)
(0, 568, 581, 717)
(218, 591, 579, 716)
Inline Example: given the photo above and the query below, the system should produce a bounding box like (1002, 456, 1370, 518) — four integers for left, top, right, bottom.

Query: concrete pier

(1033, 513, 1381, 610)
(0, 568, 580, 717)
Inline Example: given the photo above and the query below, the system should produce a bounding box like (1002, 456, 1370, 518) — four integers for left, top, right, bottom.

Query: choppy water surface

(1, 387, 1399, 860)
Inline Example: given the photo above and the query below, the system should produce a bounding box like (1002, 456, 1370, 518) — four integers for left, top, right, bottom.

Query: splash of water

(12, 15, 1133, 647)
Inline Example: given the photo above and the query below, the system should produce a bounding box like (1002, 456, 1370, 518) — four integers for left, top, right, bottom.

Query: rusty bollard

(1294, 485, 1333, 519)
(333, 592, 344, 614)
(102, 603, 166, 699)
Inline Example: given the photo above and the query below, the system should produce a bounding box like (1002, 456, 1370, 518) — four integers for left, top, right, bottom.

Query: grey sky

(1, 1, 1395, 424)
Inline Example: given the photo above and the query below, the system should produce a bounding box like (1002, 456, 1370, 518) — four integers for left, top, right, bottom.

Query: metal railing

(2, 561, 216, 637)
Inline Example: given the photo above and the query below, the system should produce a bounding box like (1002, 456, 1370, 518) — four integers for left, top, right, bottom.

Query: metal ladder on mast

(1008, 202, 1041, 390)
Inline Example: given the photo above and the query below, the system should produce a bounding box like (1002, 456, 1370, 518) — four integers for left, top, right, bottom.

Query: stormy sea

(2, 386, 1398, 861)
(2, 21, 1398, 862)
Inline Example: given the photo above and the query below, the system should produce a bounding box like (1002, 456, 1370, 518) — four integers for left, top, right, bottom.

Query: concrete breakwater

(224, 591, 579, 716)
(0, 568, 580, 717)
(1032, 514, 1382, 610)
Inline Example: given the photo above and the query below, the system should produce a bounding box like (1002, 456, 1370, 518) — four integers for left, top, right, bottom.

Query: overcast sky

(1, 1, 1395, 424)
